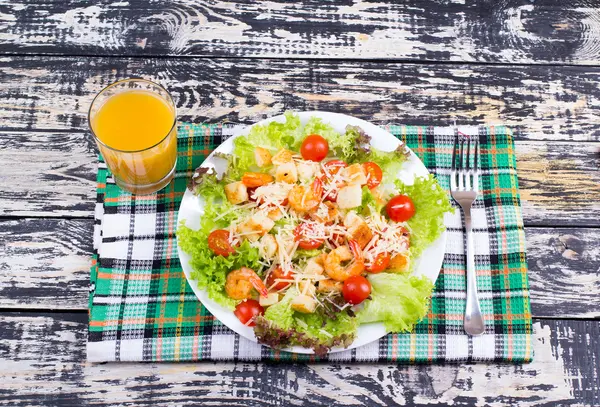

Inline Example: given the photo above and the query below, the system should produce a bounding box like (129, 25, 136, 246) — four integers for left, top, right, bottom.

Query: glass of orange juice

(88, 78, 177, 195)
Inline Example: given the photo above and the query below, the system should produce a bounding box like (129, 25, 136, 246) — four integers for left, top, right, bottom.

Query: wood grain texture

(2, 219, 599, 319)
(1, 125, 599, 226)
(527, 228, 600, 319)
(0, 131, 97, 217)
(0, 312, 598, 406)
(0, 218, 92, 310)
(2, 0, 600, 65)
(517, 141, 600, 227)
(2, 56, 600, 142)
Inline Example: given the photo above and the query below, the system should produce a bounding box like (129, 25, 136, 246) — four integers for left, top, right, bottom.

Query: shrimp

(288, 178, 323, 213)
(225, 267, 268, 300)
(241, 172, 274, 188)
(324, 240, 365, 282)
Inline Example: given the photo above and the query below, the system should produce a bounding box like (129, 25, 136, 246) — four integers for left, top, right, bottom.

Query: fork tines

(451, 134, 479, 192)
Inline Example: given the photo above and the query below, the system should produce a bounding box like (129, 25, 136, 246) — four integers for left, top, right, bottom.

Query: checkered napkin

(88, 123, 533, 363)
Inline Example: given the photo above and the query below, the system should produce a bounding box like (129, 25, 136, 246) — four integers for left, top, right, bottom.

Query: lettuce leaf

(395, 174, 454, 259)
(358, 273, 434, 332)
(356, 186, 386, 216)
(343, 125, 409, 185)
(177, 223, 262, 309)
(188, 166, 226, 202)
(178, 173, 258, 309)
(231, 111, 303, 176)
(255, 288, 357, 355)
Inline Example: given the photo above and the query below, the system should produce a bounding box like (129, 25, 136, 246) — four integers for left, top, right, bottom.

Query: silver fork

(451, 135, 485, 336)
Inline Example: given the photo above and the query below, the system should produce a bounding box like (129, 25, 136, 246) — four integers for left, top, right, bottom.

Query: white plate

(177, 111, 446, 354)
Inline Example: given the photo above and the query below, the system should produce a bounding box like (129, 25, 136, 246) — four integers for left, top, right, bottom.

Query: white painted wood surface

(1, 0, 600, 65)
(1, 313, 598, 406)
(1, 1, 599, 405)
(2, 219, 599, 320)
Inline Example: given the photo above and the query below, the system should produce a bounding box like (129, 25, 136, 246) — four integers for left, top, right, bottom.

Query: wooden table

(1, 1, 599, 405)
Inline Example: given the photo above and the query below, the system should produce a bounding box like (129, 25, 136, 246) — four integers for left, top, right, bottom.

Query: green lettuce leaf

(230, 111, 303, 176)
(395, 174, 454, 259)
(255, 288, 357, 355)
(343, 125, 409, 185)
(262, 288, 297, 330)
(177, 182, 258, 310)
(356, 186, 386, 216)
(358, 273, 434, 332)
(177, 219, 262, 309)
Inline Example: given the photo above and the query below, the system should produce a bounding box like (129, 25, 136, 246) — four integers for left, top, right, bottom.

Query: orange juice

(89, 79, 177, 194)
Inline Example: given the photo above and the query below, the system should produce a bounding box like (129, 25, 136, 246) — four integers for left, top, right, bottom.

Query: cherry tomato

(386, 195, 416, 222)
(266, 267, 294, 291)
(234, 299, 264, 327)
(342, 275, 372, 305)
(366, 252, 391, 273)
(294, 223, 324, 250)
(363, 162, 383, 189)
(207, 229, 236, 257)
(300, 134, 329, 162)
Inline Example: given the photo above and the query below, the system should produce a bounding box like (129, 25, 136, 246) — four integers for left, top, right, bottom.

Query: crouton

(275, 162, 298, 184)
(259, 292, 280, 307)
(254, 147, 272, 168)
(342, 163, 367, 185)
(272, 149, 295, 165)
(337, 184, 362, 208)
(291, 294, 317, 313)
(317, 279, 343, 294)
(344, 211, 373, 249)
(224, 181, 248, 204)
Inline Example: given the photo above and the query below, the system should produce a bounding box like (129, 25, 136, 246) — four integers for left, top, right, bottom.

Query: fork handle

(464, 208, 485, 336)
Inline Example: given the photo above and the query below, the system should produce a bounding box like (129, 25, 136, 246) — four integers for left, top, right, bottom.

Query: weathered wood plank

(2, 218, 598, 319)
(0, 218, 92, 310)
(1, 0, 600, 66)
(1, 56, 600, 141)
(2, 122, 599, 226)
(0, 312, 597, 406)
(0, 131, 97, 217)
(517, 141, 600, 227)
(527, 228, 600, 319)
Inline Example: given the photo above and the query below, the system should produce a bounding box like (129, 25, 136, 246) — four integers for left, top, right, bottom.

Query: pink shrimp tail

(249, 273, 269, 297)
(348, 239, 363, 261)
(312, 177, 323, 199)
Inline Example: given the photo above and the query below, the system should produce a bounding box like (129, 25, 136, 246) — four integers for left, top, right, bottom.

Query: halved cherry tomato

(366, 252, 391, 273)
(386, 195, 416, 222)
(266, 266, 294, 291)
(343, 275, 371, 305)
(294, 223, 324, 250)
(234, 299, 264, 327)
(207, 229, 236, 257)
(363, 162, 383, 189)
(301, 134, 329, 162)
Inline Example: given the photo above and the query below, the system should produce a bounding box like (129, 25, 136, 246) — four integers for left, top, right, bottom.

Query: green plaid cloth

(88, 123, 533, 363)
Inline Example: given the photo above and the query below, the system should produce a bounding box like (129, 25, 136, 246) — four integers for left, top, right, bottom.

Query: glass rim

(88, 78, 177, 154)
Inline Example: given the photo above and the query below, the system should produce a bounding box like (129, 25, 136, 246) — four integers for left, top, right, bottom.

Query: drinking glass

(88, 78, 177, 195)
